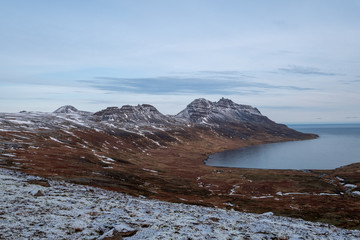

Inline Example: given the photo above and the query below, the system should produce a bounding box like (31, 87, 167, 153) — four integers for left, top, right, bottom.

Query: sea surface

(205, 124, 360, 170)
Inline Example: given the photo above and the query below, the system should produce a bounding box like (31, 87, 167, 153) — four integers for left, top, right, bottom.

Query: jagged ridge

(176, 98, 267, 124)
(50, 98, 307, 139)
(93, 104, 176, 125)
(87, 97, 274, 127)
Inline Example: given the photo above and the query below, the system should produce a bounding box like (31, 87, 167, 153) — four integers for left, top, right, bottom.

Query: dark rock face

(53, 105, 79, 113)
(93, 106, 121, 120)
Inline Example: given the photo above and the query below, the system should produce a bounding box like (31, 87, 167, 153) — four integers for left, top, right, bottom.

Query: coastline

(1, 114, 359, 229)
(203, 134, 319, 169)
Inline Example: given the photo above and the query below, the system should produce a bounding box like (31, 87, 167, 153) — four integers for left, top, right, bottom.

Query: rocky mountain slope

(177, 98, 264, 124)
(54, 105, 79, 114)
(2, 168, 359, 239)
(94, 104, 179, 125)
(175, 98, 308, 139)
(53, 105, 90, 115)
(2, 98, 359, 230)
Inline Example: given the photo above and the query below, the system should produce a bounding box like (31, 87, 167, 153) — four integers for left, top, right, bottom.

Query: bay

(205, 124, 360, 170)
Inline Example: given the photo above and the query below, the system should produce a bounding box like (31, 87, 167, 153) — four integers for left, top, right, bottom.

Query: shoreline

(203, 135, 322, 170)
(1, 115, 359, 229)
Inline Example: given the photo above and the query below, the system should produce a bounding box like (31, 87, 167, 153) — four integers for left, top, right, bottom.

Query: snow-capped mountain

(0, 98, 313, 160)
(0, 98, 314, 156)
(93, 104, 177, 125)
(53, 105, 79, 114)
(48, 99, 287, 131)
(176, 98, 269, 124)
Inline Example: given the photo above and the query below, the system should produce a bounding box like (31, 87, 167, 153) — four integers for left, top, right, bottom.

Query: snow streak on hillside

(1, 169, 359, 239)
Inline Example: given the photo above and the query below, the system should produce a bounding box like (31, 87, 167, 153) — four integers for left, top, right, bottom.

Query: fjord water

(206, 124, 360, 170)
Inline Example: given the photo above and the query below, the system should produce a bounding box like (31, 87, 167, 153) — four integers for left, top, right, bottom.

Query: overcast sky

(1, 0, 360, 123)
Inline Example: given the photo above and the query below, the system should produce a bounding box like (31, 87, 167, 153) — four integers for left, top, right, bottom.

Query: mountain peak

(217, 97, 236, 107)
(94, 104, 172, 124)
(53, 105, 79, 114)
(119, 104, 161, 115)
(176, 98, 264, 124)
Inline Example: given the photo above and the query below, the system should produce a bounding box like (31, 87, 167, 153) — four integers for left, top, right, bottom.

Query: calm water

(206, 124, 360, 170)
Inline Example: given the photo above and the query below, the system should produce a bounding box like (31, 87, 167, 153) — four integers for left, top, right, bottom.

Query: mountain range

(54, 97, 282, 126)
(0, 97, 316, 183)
(43, 97, 308, 140)
(1, 97, 337, 229)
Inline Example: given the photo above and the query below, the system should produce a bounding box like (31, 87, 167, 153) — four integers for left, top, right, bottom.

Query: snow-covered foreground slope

(1, 168, 359, 240)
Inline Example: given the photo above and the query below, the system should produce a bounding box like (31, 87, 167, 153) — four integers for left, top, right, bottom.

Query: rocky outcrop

(98, 223, 137, 239)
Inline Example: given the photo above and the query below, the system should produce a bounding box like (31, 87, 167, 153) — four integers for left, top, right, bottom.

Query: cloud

(80, 73, 313, 96)
(345, 116, 359, 120)
(196, 71, 254, 77)
(278, 65, 338, 76)
(338, 79, 360, 85)
(86, 100, 114, 105)
(169, 71, 256, 81)
(260, 106, 316, 110)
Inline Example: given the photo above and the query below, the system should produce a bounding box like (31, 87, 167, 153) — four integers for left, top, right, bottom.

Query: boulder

(97, 223, 137, 240)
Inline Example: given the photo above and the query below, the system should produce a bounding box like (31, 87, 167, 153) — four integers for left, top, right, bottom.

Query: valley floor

(1, 168, 359, 240)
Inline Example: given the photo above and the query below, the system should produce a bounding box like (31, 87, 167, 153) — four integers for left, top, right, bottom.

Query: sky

(1, 0, 360, 123)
